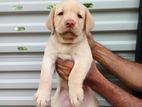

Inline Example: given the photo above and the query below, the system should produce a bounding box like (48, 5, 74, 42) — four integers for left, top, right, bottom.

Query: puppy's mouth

(60, 31, 77, 37)
(59, 31, 78, 41)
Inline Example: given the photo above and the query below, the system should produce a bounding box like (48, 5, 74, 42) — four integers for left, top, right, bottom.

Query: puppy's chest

(57, 44, 77, 60)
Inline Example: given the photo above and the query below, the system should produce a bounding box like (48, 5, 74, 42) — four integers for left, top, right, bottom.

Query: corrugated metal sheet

(0, 0, 139, 106)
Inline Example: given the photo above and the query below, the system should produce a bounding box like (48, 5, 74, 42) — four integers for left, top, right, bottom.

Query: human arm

(56, 59, 142, 107)
(87, 34, 142, 92)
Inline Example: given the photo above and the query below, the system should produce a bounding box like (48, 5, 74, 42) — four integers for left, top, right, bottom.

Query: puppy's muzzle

(65, 19, 76, 28)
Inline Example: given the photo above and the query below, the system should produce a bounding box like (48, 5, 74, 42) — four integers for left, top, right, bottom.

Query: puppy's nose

(65, 19, 76, 28)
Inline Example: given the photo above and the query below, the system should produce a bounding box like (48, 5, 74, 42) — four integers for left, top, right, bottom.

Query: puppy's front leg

(34, 53, 56, 107)
(69, 56, 92, 107)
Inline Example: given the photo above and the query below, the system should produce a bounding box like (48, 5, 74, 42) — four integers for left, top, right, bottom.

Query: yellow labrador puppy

(34, 0, 98, 107)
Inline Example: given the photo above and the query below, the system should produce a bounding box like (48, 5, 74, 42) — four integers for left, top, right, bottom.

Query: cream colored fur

(34, 0, 98, 107)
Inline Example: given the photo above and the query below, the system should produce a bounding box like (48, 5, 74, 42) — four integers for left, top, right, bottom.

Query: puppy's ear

(85, 9, 94, 35)
(47, 8, 55, 34)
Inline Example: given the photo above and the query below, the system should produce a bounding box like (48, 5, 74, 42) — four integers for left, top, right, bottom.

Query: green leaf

(83, 3, 93, 8)
(17, 46, 28, 52)
(13, 5, 23, 11)
(15, 26, 25, 32)
(47, 4, 56, 11)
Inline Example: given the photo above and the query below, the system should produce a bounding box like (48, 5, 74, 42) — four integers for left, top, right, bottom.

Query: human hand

(56, 58, 74, 81)
(56, 58, 99, 86)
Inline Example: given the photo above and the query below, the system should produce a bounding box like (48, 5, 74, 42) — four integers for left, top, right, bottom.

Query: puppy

(34, 0, 98, 107)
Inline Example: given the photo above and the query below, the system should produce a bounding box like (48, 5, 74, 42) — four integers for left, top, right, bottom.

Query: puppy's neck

(53, 32, 85, 45)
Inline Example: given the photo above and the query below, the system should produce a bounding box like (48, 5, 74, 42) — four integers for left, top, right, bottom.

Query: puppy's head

(47, 0, 94, 43)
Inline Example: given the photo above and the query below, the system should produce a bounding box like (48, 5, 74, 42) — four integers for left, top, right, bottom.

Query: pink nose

(65, 19, 75, 28)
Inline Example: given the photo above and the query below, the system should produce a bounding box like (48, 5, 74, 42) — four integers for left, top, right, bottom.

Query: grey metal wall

(0, 0, 139, 106)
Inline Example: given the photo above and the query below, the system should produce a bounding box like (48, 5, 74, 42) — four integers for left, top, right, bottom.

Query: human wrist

(92, 42, 120, 65)
(85, 61, 105, 90)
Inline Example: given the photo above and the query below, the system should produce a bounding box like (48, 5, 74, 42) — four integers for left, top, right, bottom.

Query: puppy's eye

(78, 14, 83, 18)
(58, 12, 64, 16)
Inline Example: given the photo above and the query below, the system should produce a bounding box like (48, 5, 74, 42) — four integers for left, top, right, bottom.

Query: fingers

(57, 69, 69, 80)
(56, 58, 74, 70)
(56, 65, 71, 81)
(87, 33, 93, 40)
(56, 58, 73, 81)
(56, 62, 71, 71)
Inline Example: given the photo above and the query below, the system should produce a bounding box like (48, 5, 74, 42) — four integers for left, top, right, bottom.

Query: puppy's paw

(34, 89, 50, 107)
(69, 85, 84, 107)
